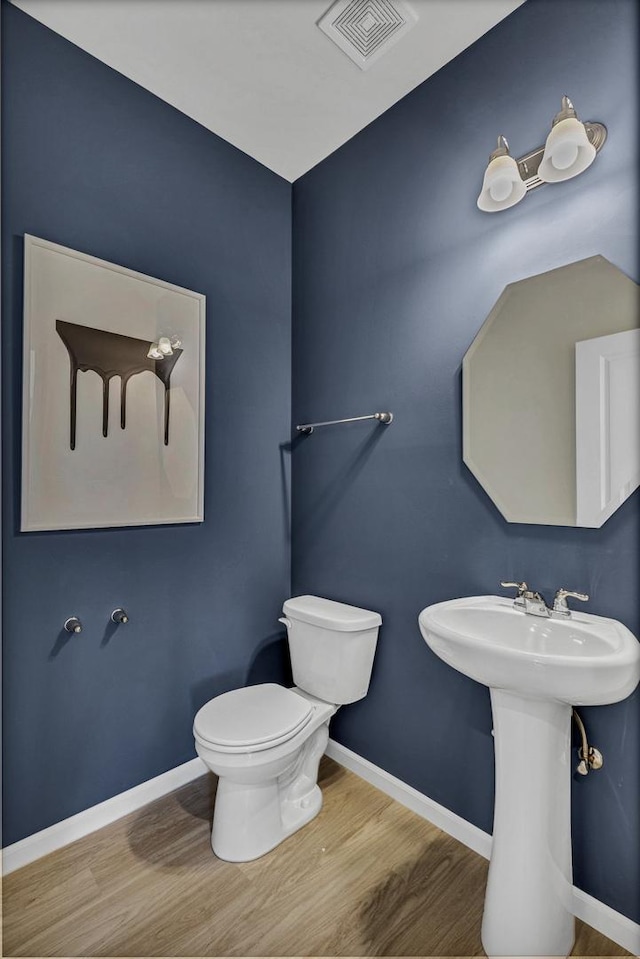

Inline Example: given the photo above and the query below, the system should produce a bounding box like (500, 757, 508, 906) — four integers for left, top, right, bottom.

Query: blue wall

(292, 0, 639, 924)
(2, 2, 292, 846)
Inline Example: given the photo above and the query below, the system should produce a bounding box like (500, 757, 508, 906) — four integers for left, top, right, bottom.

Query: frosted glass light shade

(477, 155, 526, 212)
(538, 117, 596, 182)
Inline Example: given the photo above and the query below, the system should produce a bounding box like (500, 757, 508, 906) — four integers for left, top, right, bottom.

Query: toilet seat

(193, 683, 314, 753)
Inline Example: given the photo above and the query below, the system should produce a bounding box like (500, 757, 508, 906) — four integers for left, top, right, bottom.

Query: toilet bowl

(194, 685, 336, 861)
(193, 595, 381, 862)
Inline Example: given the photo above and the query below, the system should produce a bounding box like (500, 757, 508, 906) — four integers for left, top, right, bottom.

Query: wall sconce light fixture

(477, 96, 607, 213)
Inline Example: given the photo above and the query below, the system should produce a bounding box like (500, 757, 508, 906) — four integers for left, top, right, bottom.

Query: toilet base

(211, 724, 329, 862)
(212, 781, 323, 862)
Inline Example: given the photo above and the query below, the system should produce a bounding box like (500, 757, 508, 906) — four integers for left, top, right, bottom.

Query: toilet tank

(281, 595, 381, 704)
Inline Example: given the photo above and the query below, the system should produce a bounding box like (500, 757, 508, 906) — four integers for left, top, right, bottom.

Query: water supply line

(572, 708, 603, 775)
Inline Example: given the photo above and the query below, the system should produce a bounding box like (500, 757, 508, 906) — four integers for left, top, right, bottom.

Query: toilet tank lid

(283, 595, 382, 631)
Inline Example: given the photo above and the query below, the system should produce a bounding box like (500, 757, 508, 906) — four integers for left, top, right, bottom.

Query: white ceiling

(11, 0, 525, 182)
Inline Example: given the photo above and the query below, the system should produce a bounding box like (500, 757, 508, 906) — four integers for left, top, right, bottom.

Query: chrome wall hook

(111, 608, 129, 624)
(64, 617, 83, 634)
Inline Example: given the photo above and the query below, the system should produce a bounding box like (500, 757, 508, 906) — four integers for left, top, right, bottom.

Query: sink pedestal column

(482, 689, 574, 959)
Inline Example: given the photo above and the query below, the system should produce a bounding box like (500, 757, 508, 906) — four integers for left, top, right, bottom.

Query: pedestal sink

(418, 595, 640, 959)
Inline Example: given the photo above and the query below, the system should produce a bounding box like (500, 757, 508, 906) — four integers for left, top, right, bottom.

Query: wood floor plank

(1, 863, 100, 947)
(2, 757, 631, 957)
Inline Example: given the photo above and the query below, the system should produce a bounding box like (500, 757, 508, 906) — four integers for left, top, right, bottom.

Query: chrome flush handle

(552, 588, 589, 618)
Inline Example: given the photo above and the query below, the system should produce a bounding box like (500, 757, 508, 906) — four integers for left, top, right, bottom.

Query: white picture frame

(21, 235, 206, 531)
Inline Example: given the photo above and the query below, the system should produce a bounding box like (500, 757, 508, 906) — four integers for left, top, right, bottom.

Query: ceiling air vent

(318, 0, 418, 71)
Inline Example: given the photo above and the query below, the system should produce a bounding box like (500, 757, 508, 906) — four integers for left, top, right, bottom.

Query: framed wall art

(21, 235, 206, 531)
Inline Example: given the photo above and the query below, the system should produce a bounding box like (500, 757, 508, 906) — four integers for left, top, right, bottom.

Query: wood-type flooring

(2, 757, 631, 957)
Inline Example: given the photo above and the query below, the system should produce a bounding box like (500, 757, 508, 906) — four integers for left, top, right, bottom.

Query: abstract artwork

(21, 235, 205, 531)
(55, 321, 183, 449)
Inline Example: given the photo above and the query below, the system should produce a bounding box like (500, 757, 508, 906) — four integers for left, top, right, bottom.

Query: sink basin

(418, 594, 640, 958)
(419, 595, 640, 705)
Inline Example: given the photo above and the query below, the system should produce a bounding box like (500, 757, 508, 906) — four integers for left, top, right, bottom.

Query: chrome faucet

(500, 581, 550, 618)
(552, 588, 589, 617)
(501, 581, 590, 618)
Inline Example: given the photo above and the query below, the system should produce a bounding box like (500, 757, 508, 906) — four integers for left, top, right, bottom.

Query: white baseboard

(326, 737, 492, 858)
(571, 886, 640, 957)
(2, 756, 207, 875)
(326, 738, 640, 956)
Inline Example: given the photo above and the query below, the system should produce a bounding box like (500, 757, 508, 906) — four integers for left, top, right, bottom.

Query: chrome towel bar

(296, 411, 393, 435)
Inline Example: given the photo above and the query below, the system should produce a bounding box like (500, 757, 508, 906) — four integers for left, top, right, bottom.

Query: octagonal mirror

(463, 256, 639, 527)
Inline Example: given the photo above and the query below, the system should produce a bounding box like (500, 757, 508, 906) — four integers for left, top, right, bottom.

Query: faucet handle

(553, 588, 589, 617)
(500, 581, 528, 596)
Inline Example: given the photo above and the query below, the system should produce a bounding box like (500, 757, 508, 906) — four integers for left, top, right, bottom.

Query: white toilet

(193, 595, 381, 862)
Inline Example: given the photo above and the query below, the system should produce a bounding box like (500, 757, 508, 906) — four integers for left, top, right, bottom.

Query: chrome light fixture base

(516, 121, 607, 192)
